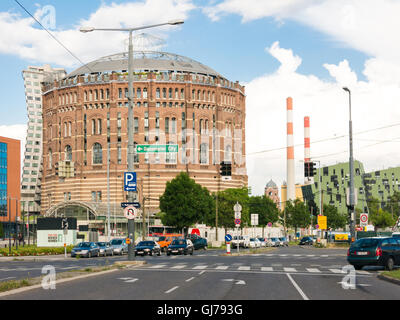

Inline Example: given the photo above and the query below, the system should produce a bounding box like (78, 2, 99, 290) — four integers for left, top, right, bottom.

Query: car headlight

(144, 249, 150, 251)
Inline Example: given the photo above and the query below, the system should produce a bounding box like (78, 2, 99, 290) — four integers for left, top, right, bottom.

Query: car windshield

(110, 239, 123, 245)
(250, 238, 255, 241)
(138, 241, 154, 246)
(271, 238, 278, 241)
(258, 238, 264, 241)
(279, 238, 286, 241)
(171, 240, 186, 245)
(97, 242, 106, 246)
(351, 238, 381, 248)
(77, 242, 91, 247)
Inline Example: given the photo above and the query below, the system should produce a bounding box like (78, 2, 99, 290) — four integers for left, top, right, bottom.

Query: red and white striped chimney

(304, 116, 312, 184)
(287, 97, 295, 201)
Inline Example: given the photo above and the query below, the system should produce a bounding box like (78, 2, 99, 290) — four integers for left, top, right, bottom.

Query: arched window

(97, 119, 102, 135)
(84, 91, 87, 101)
(143, 88, 148, 99)
(92, 119, 96, 135)
(156, 88, 160, 99)
(48, 149, 53, 169)
(68, 122, 72, 136)
(65, 145, 72, 161)
(168, 88, 172, 99)
(137, 88, 142, 99)
(171, 118, 176, 134)
(200, 143, 208, 164)
(224, 144, 232, 162)
(92, 143, 102, 164)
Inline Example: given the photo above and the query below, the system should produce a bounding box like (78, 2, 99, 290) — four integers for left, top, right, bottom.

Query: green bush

(0, 245, 74, 256)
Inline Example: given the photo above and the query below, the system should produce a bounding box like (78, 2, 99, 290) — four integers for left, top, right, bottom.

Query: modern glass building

(0, 137, 20, 237)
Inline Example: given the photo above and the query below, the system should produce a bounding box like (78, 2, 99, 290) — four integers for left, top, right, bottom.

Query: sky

(1, 0, 400, 196)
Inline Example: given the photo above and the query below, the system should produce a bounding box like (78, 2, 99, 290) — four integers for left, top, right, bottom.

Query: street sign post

(234, 202, 242, 254)
(62, 217, 68, 258)
(225, 234, 232, 255)
(124, 206, 138, 220)
(124, 172, 137, 192)
(136, 144, 178, 154)
(121, 202, 141, 209)
(360, 213, 369, 227)
(317, 215, 327, 230)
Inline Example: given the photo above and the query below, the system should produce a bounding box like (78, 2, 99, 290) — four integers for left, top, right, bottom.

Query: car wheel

(353, 265, 363, 270)
(385, 257, 395, 271)
(88, 252, 92, 258)
(158, 250, 161, 256)
(167, 252, 170, 256)
(150, 251, 153, 256)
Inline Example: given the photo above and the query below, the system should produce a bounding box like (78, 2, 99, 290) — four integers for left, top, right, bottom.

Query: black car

(134, 241, 161, 256)
(299, 236, 314, 246)
(167, 239, 194, 256)
(187, 234, 208, 250)
(347, 237, 400, 270)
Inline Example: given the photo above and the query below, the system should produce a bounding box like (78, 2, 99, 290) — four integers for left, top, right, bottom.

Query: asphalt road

(1, 246, 400, 300)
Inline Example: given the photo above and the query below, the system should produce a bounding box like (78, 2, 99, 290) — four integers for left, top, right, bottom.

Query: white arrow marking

(222, 279, 246, 285)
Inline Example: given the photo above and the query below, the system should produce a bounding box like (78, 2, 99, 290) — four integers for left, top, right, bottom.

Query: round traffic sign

(315, 224, 319, 229)
(124, 206, 137, 220)
(235, 219, 241, 225)
(234, 202, 242, 212)
(225, 234, 232, 242)
(360, 213, 368, 223)
(267, 222, 272, 227)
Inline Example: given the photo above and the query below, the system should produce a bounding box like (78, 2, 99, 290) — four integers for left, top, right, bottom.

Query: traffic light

(310, 162, 317, 177)
(304, 162, 310, 177)
(220, 161, 232, 177)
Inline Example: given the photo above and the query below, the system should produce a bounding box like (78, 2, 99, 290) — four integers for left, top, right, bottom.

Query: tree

(212, 187, 250, 231)
(159, 172, 215, 236)
(249, 195, 279, 234)
(285, 199, 310, 234)
(370, 208, 395, 230)
(323, 204, 347, 230)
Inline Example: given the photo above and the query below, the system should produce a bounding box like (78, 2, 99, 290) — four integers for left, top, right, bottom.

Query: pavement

(0, 246, 399, 300)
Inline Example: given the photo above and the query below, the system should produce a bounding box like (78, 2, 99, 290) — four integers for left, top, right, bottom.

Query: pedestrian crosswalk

(142, 263, 372, 275)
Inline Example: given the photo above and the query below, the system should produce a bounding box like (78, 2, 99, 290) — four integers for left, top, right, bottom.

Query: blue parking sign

(124, 172, 137, 191)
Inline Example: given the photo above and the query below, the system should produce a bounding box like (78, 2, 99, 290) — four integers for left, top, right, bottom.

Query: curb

(377, 273, 400, 286)
(0, 262, 144, 298)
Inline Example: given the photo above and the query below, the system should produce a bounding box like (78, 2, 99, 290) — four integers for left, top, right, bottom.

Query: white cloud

(0, 0, 195, 67)
(245, 42, 400, 196)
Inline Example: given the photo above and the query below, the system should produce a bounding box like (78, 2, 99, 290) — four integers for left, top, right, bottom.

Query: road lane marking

(329, 269, 344, 274)
(286, 274, 309, 301)
(215, 266, 229, 270)
(284, 268, 297, 272)
(186, 277, 195, 282)
(125, 279, 138, 283)
(261, 267, 273, 272)
(171, 265, 187, 269)
(193, 265, 207, 270)
(306, 268, 321, 273)
(149, 264, 167, 269)
(199, 271, 206, 275)
(238, 266, 251, 271)
(165, 286, 179, 294)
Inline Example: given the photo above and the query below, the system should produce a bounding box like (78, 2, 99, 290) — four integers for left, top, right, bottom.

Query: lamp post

(80, 19, 184, 260)
(343, 87, 356, 242)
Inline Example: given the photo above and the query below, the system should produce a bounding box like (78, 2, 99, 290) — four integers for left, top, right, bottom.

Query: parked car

(270, 237, 281, 247)
(242, 235, 250, 248)
(157, 234, 183, 252)
(392, 232, 400, 238)
(299, 236, 314, 246)
(279, 237, 289, 247)
(167, 239, 194, 256)
(232, 236, 243, 248)
(71, 242, 100, 258)
(347, 237, 400, 270)
(96, 242, 114, 256)
(135, 240, 161, 256)
(187, 234, 208, 250)
(249, 238, 261, 248)
(257, 237, 267, 247)
(110, 238, 128, 255)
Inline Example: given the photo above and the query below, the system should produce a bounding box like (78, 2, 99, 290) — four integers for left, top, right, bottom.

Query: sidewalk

(0, 254, 71, 262)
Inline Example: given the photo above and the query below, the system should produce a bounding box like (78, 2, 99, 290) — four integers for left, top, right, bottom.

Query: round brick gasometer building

(41, 51, 247, 234)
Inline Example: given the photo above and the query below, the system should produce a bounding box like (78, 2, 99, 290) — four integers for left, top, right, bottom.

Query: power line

(14, 0, 94, 73)
(247, 122, 400, 156)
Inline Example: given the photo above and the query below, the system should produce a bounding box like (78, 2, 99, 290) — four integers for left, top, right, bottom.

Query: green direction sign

(136, 144, 178, 154)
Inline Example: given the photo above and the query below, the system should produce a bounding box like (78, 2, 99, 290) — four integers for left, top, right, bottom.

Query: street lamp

(343, 87, 356, 242)
(80, 20, 184, 260)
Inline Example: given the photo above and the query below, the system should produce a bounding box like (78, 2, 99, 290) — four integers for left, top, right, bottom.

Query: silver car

(96, 242, 114, 256)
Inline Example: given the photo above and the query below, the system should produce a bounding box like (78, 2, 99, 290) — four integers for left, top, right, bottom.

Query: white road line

(238, 266, 251, 271)
(165, 286, 179, 294)
(284, 268, 297, 273)
(356, 271, 370, 275)
(306, 268, 321, 273)
(149, 264, 167, 269)
(125, 279, 138, 283)
(329, 269, 344, 274)
(261, 267, 274, 272)
(193, 265, 207, 270)
(171, 265, 187, 269)
(186, 277, 195, 282)
(215, 266, 229, 270)
(287, 274, 309, 301)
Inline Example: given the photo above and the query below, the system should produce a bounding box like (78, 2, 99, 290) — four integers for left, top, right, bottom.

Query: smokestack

(304, 116, 312, 184)
(287, 97, 295, 201)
